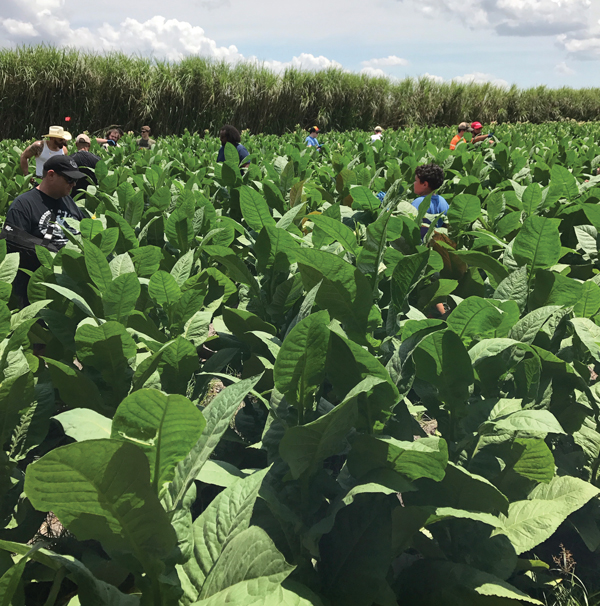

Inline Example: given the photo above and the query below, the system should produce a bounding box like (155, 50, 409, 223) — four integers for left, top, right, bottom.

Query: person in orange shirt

(450, 122, 472, 150)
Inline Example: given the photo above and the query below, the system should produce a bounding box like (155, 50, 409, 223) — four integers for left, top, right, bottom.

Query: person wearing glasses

(138, 126, 156, 149)
(3, 155, 86, 305)
(19, 125, 70, 179)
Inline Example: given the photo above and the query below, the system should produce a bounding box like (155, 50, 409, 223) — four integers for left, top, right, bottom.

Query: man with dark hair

(2, 155, 86, 305)
(70, 134, 101, 198)
(305, 126, 321, 149)
(217, 125, 250, 168)
(412, 163, 449, 235)
(450, 122, 472, 150)
(138, 126, 156, 149)
(96, 127, 123, 148)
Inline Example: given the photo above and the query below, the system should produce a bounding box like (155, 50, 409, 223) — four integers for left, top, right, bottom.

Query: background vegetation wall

(1, 45, 600, 139)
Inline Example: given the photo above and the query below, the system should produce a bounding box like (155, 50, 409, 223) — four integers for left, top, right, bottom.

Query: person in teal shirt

(305, 126, 321, 149)
(411, 163, 448, 237)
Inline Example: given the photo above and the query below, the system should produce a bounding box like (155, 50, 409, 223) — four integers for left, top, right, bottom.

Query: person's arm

(20, 141, 43, 175)
(5, 203, 32, 232)
(472, 134, 489, 144)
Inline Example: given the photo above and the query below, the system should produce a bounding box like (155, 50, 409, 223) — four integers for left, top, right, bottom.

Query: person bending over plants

(449, 122, 472, 150)
(217, 124, 250, 169)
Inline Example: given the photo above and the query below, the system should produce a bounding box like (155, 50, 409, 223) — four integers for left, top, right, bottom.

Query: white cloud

(421, 72, 445, 83)
(361, 55, 408, 68)
(557, 29, 600, 59)
(452, 71, 509, 87)
(555, 60, 575, 75)
(420, 71, 509, 87)
(0, 18, 38, 36)
(406, 0, 592, 36)
(360, 67, 390, 78)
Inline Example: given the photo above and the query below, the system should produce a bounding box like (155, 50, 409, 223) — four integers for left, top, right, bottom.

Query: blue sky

(1, 0, 599, 88)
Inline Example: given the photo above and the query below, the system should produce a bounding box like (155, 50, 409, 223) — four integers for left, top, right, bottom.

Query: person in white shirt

(20, 125, 70, 179)
(371, 126, 384, 142)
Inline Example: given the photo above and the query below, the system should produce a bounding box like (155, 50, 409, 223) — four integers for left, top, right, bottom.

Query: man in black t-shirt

(70, 133, 101, 198)
(4, 155, 86, 305)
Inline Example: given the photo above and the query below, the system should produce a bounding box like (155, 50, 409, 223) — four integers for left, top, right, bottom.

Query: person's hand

(106, 139, 116, 147)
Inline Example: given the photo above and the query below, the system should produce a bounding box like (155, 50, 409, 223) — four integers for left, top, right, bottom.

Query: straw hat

(374, 126, 383, 132)
(43, 126, 72, 140)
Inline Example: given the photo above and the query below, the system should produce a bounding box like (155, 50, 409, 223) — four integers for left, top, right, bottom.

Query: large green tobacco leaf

(45, 359, 107, 414)
(396, 559, 542, 605)
(413, 329, 474, 411)
(203, 245, 261, 296)
(0, 371, 34, 445)
(347, 435, 448, 482)
(279, 385, 358, 478)
(198, 525, 294, 600)
(452, 250, 509, 284)
(546, 164, 579, 205)
(574, 280, 600, 317)
(24, 440, 177, 563)
(493, 265, 529, 311)
(54, 408, 112, 441)
(390, 250, 430, 312)
(295, 248, 372, 337)
(83, 240, 113, 291)
(477, 398, 565, 439)
(0, 539, 140, 606)
(255, 224, 298, 273)
(75, 321, 136, 408)
(310, 214, 358, 254)
(102, 272, 140, 323)
(447, 296, 505, 342)
(183, 468, 270, 597)
(111, 389, 205, 492)
(571, 317, 600, 362)
(149, 270, 182, 306)
(447, 194, 481, 228)
(326, 332, 400, 431)
(239, 185, 276, 232)
(508, 306, 563, 344)
(405, 463, 509, 515)
(512, 216, 561, 271)
(273, 310, 330, 416)
(319, 494, 394, 606)
(192, 581, 321, 606)
(166, 375, 262, 510)
(493, 475, 600, 554)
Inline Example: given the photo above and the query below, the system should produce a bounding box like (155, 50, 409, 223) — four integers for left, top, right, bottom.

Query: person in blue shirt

(305, 126, 321, 149)
(217, 124, 250, 168)
(411, 163, 449, 238)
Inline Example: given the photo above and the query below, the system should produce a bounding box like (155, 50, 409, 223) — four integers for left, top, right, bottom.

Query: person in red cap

(471, 121, 494, 144)
(305, 126, 321, 149)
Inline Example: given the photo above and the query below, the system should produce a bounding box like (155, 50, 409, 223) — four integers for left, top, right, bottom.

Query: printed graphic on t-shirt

(37, 208, 80, 246)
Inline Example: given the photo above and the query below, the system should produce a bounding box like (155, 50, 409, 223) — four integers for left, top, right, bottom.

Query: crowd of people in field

(1, 118, 495, 312)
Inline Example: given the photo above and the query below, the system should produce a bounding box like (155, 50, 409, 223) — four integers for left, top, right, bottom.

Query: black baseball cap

(43, 155, 86, 179)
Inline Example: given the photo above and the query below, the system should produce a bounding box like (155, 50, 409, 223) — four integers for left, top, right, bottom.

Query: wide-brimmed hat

(374, 126, 383, 132)
(43, 126, 72, 141)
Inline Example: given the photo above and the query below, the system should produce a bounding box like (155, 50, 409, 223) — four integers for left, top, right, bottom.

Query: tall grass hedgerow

(1, 44, 600, 139)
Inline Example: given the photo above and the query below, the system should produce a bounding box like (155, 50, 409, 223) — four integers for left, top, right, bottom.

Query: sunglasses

(57, 173, 77, 185)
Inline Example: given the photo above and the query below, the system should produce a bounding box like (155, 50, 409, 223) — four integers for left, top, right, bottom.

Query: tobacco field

(1, 122, 600, 605)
